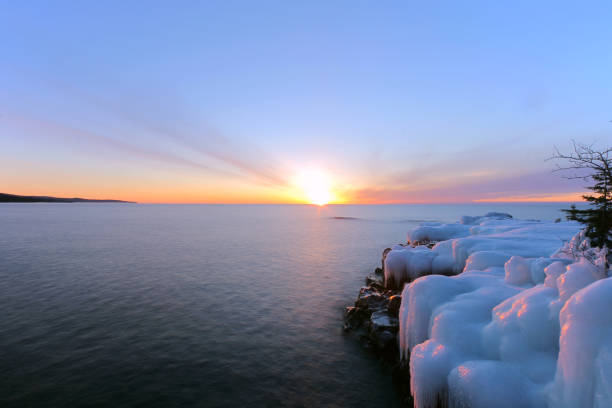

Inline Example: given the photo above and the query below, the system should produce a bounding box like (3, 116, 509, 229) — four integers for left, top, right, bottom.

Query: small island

(0, 193, 135, 203)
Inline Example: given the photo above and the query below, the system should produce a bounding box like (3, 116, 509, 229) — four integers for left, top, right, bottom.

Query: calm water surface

(0, 203, 572, 407)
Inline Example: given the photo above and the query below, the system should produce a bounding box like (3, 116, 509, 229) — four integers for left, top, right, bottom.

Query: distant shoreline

(0, 193, 135, 203)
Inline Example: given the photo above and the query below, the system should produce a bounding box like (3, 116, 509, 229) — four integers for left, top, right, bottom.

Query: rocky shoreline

(343, 240, 438, 406)
(343, 263, 401, 358)
(343, 242, 435, 407)
(343, 264, 412, 406)
(344, 214, 612, 408)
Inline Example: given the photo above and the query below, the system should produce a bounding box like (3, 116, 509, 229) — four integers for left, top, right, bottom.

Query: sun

(296, 170, 333, 205)
(306, 184, 331, 206)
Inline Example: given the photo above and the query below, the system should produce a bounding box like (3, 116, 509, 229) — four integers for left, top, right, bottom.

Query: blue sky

(1, 1, 610, 203)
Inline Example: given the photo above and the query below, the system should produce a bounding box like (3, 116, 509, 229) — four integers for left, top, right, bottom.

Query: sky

(1, 1, 611, 204)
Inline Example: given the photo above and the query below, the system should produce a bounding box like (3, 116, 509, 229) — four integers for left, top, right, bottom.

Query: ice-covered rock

(384, 216, 581, 289)
(384, 246, 440, 288)
(395, 215, 611, 408)
(549, 278, 612, 408)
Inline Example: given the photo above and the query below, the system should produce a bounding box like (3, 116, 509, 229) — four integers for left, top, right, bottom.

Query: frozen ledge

(388, 214, 611, 408)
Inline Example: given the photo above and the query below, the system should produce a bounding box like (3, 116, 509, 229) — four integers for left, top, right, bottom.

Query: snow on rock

(395, 215, 612, 408)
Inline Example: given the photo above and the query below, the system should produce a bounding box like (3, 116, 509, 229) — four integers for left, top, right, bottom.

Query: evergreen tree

(552, 141, 611, 249)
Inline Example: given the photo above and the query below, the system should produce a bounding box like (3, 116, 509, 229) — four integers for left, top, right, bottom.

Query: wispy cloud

(342, 170, 587, 203)
(17, 74, 293, 189)
(3, 114, 241, 179)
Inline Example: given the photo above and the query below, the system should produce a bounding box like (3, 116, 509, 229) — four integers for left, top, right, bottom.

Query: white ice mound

(385, 215, 580, 289)
(397, 216, 612, 408)
(549, 277, 612, 408)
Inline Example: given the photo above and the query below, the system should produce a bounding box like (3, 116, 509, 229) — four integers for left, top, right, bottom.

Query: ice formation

(385, 213, 580, 288)
(394, 215, 611, 408)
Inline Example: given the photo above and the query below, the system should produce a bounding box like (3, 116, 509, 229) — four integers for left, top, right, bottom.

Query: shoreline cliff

(345, 213, 611, 408)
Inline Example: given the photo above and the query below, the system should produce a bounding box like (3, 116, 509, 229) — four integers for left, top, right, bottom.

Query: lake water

(0, 203, 574, 407)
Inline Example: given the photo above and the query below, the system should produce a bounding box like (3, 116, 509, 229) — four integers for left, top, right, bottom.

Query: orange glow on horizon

(3, 173, 587, 205)
(474, 192, 585, 203)
(2, 190, 587, 205)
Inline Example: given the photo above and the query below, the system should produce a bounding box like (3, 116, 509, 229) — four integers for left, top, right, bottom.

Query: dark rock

(365, 280, 385, 293)
(359, 335, 375, 350)
(372, 329, 396, 351)
(409, 239, 438, 249)
(344, 306, 368, 330)
(371, 282, 386, 292)
(355, 287, 388, 312)
(344, 247, 412, 406)
(369, 310, 400, 359)
(484, 212, 512, 219)
(387, 295, 402, 317)
(392, 360, 413, 406)
(370, 310, 399, 333)
(365, 274, 384, 288)
(384, 289, 398, 297)
(355, 296, 387, 313)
